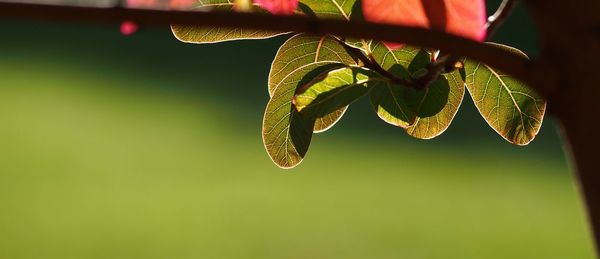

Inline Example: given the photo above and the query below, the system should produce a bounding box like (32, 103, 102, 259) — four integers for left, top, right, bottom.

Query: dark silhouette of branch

(0, 1, 537, 93)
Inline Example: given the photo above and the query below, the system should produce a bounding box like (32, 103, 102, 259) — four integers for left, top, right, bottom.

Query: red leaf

(254, 0, 298, 15)
(169, 0, 196, 9)
(126, 0, 194, 9)
(126, 0, 156, 8)
(362, 0, 486, 49)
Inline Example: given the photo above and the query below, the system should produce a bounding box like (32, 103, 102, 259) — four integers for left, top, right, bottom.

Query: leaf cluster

(172, 0, 547, 168)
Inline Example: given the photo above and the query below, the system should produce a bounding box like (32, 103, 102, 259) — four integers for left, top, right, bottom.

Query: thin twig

(0, 1, 533, 89)
(415, 55, 456, 89)
(334, 38, 415, 86)
(487, 0, 518, 37)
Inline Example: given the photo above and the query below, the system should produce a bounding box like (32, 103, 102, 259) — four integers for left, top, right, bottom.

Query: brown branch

(0, 1, 535, 91)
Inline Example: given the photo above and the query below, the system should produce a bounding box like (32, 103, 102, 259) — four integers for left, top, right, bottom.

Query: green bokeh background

(0, 1, 595, 258)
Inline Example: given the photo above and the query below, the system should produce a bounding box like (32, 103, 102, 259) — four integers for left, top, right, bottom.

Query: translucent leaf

(362, 0, 487, 49)
(171, 1, 286, 44)
(368, 43, 421, 128)
(294, 67, 376, 117)
(270, 34, 358, 132)
(172, 0, 362, 44)
(262, 63, 343, 168)
(299, 0, 356, 20)
(369, 65, 417, 128)
(299, 0, 368, 50)
(464, 43, 546, 145)
(405, 69, 465, 139)
(369, 42, 464, 138)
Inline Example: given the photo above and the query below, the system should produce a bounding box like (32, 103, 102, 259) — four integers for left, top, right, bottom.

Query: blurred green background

(0, 1, 595, 258)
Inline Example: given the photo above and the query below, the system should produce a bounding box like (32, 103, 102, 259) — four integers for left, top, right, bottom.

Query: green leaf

(171, 1, 285, 44)
(368, 42, 464, 138)
(404, 49, 466, 139)
(464, 43, 546, 145)
(172, 0, 359, 44)
(405, 69, 465, 139)
(299, 0, 369, 51)
(269, 34, 358, 95)
(368, 43, 421, 128)
(299, 0, 356, 20)
(368, 65, 416, 128)
(369, 41, 422, 69)
(263, 63, 343, 169)
(270, 34, 359, 132)
(294, 67, 376, 117)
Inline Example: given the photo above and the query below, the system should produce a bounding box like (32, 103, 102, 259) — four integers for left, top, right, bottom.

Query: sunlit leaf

(171, 0, 365, 45)
(270, 34, 359, 132)
(297, 0, 369, 49)
(171, 0, 286, 44)
(369, 68, 416, 128)
(234, 0, 253, 11)
(299, 0, 356, 20)
(294, 67, 377, 117)
(464, 43, 546, 145)
(368, 42, 421, 128)
(405, 69, 465, 139)
(362, 0, 487, 49)
(369, 42, 462, 137)
(263, 63, 343, 169)
(402, 47, 465, 139)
